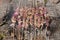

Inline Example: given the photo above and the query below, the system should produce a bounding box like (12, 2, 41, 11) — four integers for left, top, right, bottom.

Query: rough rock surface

(46, 0, 60, 40)
(46, 0, 60, 17)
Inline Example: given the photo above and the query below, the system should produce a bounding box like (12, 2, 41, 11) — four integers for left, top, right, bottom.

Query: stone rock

(46, 0, 60, 17)
(49, 0, 59, 4)
(0, 0, 10, 18)
(56, 3, 60, 17)
(46, 0, 60, 40)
